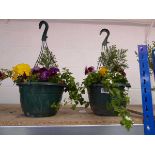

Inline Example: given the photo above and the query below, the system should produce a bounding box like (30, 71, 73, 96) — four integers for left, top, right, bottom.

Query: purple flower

(31, 66, 40, 74)
(0, 71, 5, 80)
(49, 67, 59, 76)
(39, 67, 48, 73)
(39, 70, 49, 81)
(32, 67, 60, 81)
(85, 66, 95, 75)
(23, 72, 27, 79)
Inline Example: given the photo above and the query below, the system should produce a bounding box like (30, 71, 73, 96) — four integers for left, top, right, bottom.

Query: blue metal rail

(138, 45, 155, 135)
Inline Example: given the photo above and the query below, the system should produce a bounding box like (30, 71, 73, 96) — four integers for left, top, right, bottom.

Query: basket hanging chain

(35, 41, 49, 67)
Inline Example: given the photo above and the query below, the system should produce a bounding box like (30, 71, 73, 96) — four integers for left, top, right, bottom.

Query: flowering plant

(0, 48, 85, 109)
(82, 45, 133, 130)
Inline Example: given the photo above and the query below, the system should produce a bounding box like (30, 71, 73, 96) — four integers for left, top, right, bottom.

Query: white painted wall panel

(0, 20, 154, 104)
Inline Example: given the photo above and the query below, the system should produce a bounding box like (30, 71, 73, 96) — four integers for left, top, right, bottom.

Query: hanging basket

(87, 84, 127, 116)
(16, 20, 66, 117)
(17, 82, 65, 117)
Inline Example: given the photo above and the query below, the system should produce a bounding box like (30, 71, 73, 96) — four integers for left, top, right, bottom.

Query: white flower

(109, 79, 112, 84)
(114, 73, 117, 77)
(125, 116, 132, 121)
(114, 72, 121, 77)
(107, 79, 113, 84)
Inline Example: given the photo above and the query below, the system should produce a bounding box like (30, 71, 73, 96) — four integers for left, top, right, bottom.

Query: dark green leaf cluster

(84, 71, 129, 89)
(110, 87, 132, 130)
(61, 68, 86, 109)
(83, 72, 102, 87)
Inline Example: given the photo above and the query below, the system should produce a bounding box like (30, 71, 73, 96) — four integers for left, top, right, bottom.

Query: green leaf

(36, 47, 58, 68)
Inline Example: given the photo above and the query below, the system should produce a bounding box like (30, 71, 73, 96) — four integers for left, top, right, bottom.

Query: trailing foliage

(83, 45, 133, 130)
(61, 68, 86, 109)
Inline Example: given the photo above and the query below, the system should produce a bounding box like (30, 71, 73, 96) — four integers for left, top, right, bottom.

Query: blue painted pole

(138, 45, 155, 135)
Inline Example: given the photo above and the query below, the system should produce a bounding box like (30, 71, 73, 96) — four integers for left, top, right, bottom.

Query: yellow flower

(99, 67, 108, 76)
(12, 63, 31, 81)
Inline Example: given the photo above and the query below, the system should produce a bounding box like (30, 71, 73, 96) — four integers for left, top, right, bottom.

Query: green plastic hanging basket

(87, 84, 128, 116)
(17, 82, 65, 117)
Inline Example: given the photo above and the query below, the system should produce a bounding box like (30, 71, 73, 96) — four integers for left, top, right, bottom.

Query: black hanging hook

(39, 20, 49, 41)
(100, 28, 110, 49)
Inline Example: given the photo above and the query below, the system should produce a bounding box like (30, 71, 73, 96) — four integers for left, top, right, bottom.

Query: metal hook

(39, 20, 49, 41)
(100, 28, 110, 49)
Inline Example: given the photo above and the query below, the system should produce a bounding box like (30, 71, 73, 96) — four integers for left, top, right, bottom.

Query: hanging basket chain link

(35, 41, 48, 67)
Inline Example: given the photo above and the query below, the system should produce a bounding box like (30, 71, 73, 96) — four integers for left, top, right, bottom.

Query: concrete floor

(0, 104, 143, 126)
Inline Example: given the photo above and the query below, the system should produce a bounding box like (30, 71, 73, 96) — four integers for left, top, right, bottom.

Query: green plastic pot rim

(16, 82, 66, 87)
(88, 83, 131, 88)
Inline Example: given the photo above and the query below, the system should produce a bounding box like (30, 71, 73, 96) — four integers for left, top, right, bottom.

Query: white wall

(0, 19, 155, 104)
